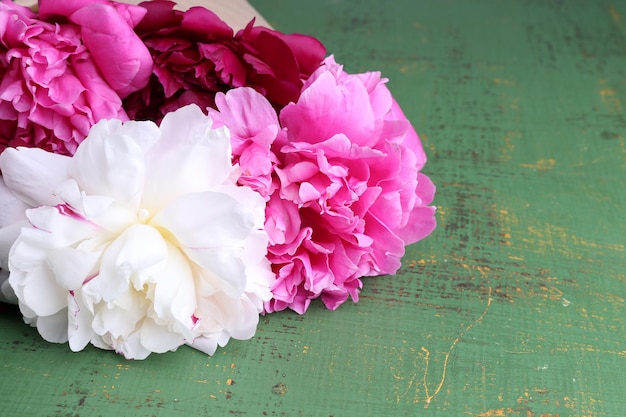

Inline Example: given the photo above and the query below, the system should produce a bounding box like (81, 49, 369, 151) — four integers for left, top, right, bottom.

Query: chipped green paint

(1, 1, 625, 416)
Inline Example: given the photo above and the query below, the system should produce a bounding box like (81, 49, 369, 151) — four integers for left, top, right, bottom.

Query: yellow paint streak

(580, 389, 602, 417)
(525, 224, 624, 253)
(460, 263, 492, 278)
(500, 131, 519, 161)
(475, 408, 516, 417)
(609, 5, 626, 36)
(519, 158, 556, 171)
(436, 206, 446, 224)
(551, 344, 626, 357)
(599, 79, 623, 113)
(498, 205, 519, 251)
(422, 287, 494, 408)
(493, 78, 515, 86)
(609, 5, 622, 22)
(478, 63, 505, 71)
(600, 88, 622, 112)
(406, 256, 438, 269)
(619, 133, 626, 155)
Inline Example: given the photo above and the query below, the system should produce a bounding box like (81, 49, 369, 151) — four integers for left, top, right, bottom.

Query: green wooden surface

(2, 0, 626, 416)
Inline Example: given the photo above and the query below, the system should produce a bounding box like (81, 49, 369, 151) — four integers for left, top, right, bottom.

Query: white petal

(142, 105, 234, 210)
(9, 230, 51, 272)
(18, 301, 37, 323)
(54, 180, 139, 241)
(71, 118, 150, 205)
(151, 242, 196, 335)
(24, 206, 96, 248)
(116, 331, 152, 360)
(89, 334, 112, 352)
(94, 224, 168, 302)
(54, 179, 117, 221)
(10, 227, 69, 318)
(0, 147, 70, 207)
(154, 191, 255, 250)
(34, 308, 69, 344)
(194, 291, 258, 340)
(68, 291, 94, 352)
(189, 250, 247, 298)
(187, 335, 218, 356)
(110, 120, 161, 153)
(243, 257, 275, 310)
(90, 292, 146, 339)
(241, 229, 271, 269)
(152, 192, 256, 296)
(47, 247, 100, 290)
(0, 177, 29, 227)
(18, 265, 68, 317)
(239, 228, 273, 309)
(213, 184, 268, 229)
(217, 297, 260, 340)
(140, 318, 184, 354)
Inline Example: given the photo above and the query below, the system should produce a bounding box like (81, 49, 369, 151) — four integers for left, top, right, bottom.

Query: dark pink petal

(181, 6, 233, 39)
(70, 4, 152, 97)
(125, 4, 325, 118)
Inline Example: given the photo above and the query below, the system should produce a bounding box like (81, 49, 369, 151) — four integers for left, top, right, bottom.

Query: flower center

(137, 208, 151, 223)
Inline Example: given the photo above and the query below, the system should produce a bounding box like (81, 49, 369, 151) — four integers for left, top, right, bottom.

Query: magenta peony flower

(123, 0, 326, 122)
(0, 0, 152, 155)
(212, 56, 437, 314)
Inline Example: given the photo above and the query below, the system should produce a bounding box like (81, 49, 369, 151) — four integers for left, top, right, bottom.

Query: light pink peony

(208, 86, 280, 200)
(213, 57, 437, 314)
(0, 0, 152, 155)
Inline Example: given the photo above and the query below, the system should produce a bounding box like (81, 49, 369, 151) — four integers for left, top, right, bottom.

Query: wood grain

(1, 1, 625, 416)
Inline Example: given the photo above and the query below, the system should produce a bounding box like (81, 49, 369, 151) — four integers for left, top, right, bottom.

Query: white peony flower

(2, 104, 274, 359)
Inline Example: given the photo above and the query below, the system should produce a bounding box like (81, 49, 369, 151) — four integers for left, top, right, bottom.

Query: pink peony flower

(212, 57, 437, 314)
(269, 57, 436, 313)
(123, 0, 326, 122)
(0, 0, 152, 155)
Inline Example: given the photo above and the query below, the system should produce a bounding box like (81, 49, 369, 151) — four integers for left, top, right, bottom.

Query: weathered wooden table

(2, 0, 625, 416)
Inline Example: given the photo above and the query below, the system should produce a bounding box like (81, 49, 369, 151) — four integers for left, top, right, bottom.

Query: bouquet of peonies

(0, 0, 436, 359)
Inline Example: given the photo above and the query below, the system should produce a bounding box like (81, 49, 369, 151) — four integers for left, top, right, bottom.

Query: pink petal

(70, 3, 153, 97)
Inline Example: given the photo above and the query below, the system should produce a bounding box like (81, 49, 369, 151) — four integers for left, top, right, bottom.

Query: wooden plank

(1, 0, 625, 416)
